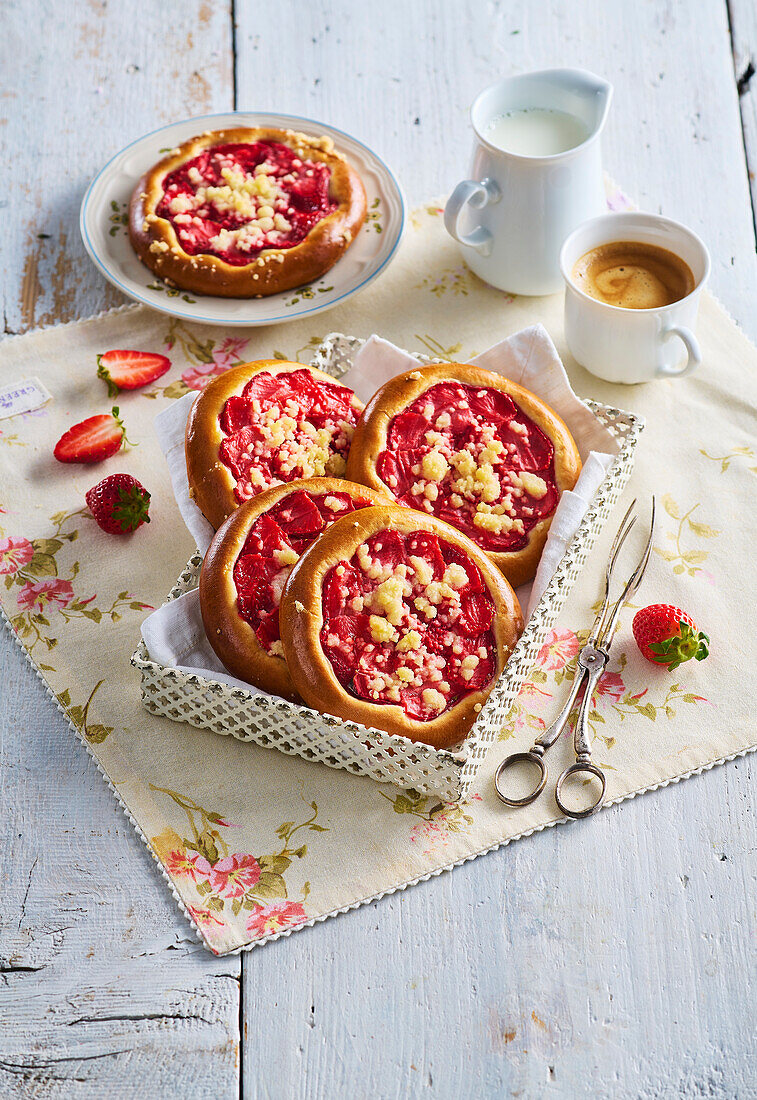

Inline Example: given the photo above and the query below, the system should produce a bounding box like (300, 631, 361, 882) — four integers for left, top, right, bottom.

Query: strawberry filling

(218, 368, 359, 502)
(376, 381, 560, 552)
(233, 488, 374, 655)
(320, 529, 498, 722)
(156, 141, 337, 265)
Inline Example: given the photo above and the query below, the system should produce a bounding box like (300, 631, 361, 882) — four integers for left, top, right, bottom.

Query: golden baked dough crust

(345, 362, 581, 588)
(185, 359, 365, 530)
(199, 479, 391, 701)
(279, 505, 524, 749)
(129, 127, 367, 297)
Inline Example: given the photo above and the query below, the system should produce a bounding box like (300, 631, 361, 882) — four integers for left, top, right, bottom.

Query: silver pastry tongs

(494, 496, 656, 819)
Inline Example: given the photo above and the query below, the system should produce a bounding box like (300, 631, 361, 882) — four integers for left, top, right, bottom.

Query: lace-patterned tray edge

(132, 333, 644, 801)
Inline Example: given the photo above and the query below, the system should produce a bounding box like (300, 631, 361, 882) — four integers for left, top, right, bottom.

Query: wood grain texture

(0, 1, 755, 1097)
(0, 634, 241, 1098)
(0, 2, 241, 1097)
(0, 0, 233, 334)
(729, 0, 757, 239)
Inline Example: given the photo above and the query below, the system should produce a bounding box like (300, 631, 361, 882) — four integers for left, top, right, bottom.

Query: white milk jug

(445, 69, 613, 295)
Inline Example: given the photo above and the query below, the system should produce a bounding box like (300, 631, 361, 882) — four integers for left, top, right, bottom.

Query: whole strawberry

(86, 474, 151, 535)
(632, 604, 709, 671)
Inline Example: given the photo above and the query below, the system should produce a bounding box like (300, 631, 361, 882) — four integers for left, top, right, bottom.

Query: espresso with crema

(572, 241, 695, 309)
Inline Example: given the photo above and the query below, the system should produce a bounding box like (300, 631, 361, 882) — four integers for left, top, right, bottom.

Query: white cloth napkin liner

(155, 392, 215, 554)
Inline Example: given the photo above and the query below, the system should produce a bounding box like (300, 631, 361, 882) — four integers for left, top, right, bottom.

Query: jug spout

(564, 69, 613, 138)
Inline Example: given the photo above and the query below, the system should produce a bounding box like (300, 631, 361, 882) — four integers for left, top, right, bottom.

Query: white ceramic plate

(80, 112, 405, 327)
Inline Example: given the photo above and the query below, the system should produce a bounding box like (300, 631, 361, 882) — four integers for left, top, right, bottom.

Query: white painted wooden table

(2, 2, 755, 1096)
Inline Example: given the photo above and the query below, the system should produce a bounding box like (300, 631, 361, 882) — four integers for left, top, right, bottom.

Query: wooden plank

(0, 0, 233, 334)
(729, 0, 757, 238)
(236, 2, 757, 1097)
(0, 2, 241, 1096)
(0, 638, 241, 1098)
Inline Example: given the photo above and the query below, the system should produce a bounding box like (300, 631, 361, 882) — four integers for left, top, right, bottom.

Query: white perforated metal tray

(132, 333, 643, 800)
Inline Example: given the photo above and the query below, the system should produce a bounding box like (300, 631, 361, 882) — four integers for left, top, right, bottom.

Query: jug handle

(444, 178, 500, 256)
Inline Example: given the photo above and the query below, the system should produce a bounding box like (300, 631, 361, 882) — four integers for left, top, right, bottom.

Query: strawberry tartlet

(129, 128, 366, 297)
(200, 479, 390, 700)
(345, 363, 582, 587)
(279, 505, 523, 748)
(186, 360, 365, 529)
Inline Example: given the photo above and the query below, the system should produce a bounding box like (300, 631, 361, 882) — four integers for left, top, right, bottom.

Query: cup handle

(444, 178, 500, 256)
(657, 325, 702, 379)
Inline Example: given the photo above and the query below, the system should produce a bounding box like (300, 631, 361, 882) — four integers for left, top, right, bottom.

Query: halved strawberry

(219, 427, 257, 479)
(253, 514, 290, 554)
(368, 529, 405, 571)
(316, 492, 360, 520)
(399, 685, 435, 720)
(388, 412, 430, 450)
(322, 563, 363, 619)
(320, 615, 369, 685)
(458, 592, 495, 636)
(97, 350, 171, 397)
(54, 407, 129, 464)
(220, 395, 251, 435)
(441, 542, 486, 592)
(254, 609, 281, 649)
(242, 372, 284, 407)
(503, 416, 554, 471)
(406, 531, 445, 580)
(273, 491, 324, 537)
(467, 388, 516, 422)
(234, 554, 277, 597)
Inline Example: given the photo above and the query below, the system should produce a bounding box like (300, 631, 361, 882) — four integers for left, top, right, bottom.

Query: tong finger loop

(494, 751, 547, 807)
(555, 761, 606, 819)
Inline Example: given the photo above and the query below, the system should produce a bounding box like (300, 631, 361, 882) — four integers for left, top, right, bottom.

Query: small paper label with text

(0, 378, 52, 420)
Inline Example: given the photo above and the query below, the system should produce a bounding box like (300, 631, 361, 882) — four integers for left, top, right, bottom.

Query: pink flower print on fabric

(517, 680, 553, 705)
(181, 337, 250, 391)
(17, 578, 74, 612)
(595, 670, 625, 701)
(536, 628, 580, 671)
(213, 337, 249, 369)
(410, 816, 451, 854)
(511, 710, 546, 735)
(187, 904, 225, 930)
(246, 900, 307, 937)
(208, 853, 261, 899)
(0, 536, 34, 574)
(186, 852, 213, 879)
(164, 849, 201, 879)
(181, 362, 227, 392)
(409, 794, 483, 857)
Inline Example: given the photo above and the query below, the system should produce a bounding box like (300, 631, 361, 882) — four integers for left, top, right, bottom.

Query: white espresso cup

(560, 212, 710, 384)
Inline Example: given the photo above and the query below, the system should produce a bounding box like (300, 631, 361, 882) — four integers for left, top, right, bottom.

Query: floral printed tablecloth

(0, 198, 754, 954)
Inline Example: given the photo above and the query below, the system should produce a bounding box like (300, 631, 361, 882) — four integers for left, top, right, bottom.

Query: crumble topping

(156, 141, 338, 264)
(320, 528, 498, 721)
(218, 368, 359, 503)
(376, 380, 559, 552)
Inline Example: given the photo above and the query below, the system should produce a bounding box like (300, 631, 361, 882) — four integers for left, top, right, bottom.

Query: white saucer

(80, 112, 405, 327)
